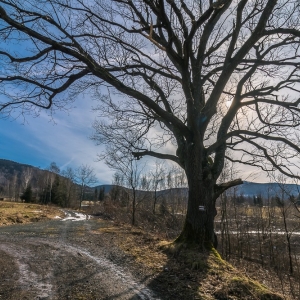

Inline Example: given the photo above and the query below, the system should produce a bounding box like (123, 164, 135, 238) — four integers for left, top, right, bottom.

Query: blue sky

(0, 85, 265, 186)
(0, 98, 114, 185)
(0, 95, 268, 184)
(0, 2, 276, 185)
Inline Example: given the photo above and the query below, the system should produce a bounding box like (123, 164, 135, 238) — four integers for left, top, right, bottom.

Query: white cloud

(0, 95, 115, 184)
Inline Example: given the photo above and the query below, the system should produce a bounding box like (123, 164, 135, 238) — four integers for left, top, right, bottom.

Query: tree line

(0, 162, 97, 208)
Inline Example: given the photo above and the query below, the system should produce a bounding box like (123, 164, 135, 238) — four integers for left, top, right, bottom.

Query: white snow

(215, 230, 300, 236)
(61, 211, 90, 222)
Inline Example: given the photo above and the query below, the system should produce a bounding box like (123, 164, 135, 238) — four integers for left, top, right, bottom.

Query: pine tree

(51, 175, 67, 207)
(21, 185, 33, 203)
(98, 187, 105, 201)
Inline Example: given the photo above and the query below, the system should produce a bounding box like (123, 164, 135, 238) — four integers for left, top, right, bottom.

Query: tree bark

(176, 145, 218, 248)
(132, 187, 136, 226)
(153, 189, 157, 215)
(176, 182, 218, 248)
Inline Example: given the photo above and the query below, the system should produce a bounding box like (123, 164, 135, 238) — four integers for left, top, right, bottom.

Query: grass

(0, 202, 287, 299)
(0, 201, 65, 225)
(96, 223, 285, 300)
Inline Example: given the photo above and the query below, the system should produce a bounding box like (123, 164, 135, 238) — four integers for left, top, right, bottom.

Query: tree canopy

(1, 0, 300, 246)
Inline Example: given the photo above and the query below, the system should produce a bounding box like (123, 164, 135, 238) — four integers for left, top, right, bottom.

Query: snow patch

(216, 230, 300, 236)
(61, 211, 90, 222)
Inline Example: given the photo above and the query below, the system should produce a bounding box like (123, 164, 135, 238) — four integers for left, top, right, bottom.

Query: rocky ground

(0, 202, 286, 299)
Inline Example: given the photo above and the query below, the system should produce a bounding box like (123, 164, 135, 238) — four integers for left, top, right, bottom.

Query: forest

(0, 159, 96, 208)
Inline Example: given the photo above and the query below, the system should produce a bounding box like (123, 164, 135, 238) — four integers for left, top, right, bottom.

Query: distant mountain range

(235, 181, 300, 198)
(96, 181, 300, 199)
(0, 159, 299, 199)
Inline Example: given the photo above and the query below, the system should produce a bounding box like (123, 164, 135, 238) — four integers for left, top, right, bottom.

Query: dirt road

(0, 211, 160, 300)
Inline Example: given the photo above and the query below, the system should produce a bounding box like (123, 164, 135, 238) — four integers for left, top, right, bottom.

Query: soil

(0, 211, 160, 299)
(0, 203, 286, 300)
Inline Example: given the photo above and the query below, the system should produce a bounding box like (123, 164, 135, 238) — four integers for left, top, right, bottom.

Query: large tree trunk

(176, 145, 218, 249)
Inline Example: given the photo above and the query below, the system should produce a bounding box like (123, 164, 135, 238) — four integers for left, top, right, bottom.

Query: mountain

(96, 181, 300, 200)
(94, 184, 114, 194)
(1, 159, 299, 200)
(0, 159, 43, 190)
(235, 181, 300, 199)
(0, 159, 39, 175)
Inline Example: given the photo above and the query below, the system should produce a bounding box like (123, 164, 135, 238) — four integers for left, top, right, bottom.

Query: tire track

(0, 243, 55, 299)
(0, 218, 160, 299)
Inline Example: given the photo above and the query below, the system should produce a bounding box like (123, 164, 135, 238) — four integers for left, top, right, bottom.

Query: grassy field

(0, 201, 65, 226)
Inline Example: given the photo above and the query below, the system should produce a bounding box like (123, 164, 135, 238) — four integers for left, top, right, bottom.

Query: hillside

(96, 181, 300, 200)
(0, 159, 79, 205)
(0, 159, 39, 175)
(1, 158, 299, 202)
(0, 159, 44, 197)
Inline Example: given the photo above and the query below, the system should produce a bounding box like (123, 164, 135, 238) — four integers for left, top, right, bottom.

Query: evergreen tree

(275, 196, 284, 208)
(21, 185, 33, 203)
(253, 195, 263, 207)
(51, 175, 67, 207)
(94, 188, 98, 201)
(98, 187, 105, 201)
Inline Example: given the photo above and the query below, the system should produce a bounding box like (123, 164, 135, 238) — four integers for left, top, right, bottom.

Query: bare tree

(61, 166, 77, 207)
(273, 174, 300, 275)
(150, 161, 165, 215)
(10, 172, 19, 201)
(76, 164, 97, 209)
(102, 145, 144, 226)
(22, 167, 32, 190)
(47, 162, 60, 204)
(2, 1, 300, 247)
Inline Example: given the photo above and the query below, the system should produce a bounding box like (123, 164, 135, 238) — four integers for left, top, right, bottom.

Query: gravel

(0, 210, 161, 300)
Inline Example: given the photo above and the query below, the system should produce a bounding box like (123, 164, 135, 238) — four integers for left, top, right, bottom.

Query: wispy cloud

(0, 97, 114, 184)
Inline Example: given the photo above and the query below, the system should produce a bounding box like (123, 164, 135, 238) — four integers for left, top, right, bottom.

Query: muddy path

(0, 211, 160, 300)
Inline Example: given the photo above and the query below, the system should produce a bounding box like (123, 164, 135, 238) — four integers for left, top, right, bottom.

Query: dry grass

(0, 201, 65, 225)
(0, 201, 287, 299)
(94, 222, 285, 300)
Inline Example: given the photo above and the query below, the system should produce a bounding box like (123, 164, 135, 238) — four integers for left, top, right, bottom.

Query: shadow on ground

(111, 225, 284, 300)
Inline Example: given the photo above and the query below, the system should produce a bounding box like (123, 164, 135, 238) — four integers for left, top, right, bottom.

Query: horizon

(0, 98, 278, 185)
(1, 155, 299, 188)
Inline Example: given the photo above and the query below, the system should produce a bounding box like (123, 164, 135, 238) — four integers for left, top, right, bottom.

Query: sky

(0, 95, 267, 185)
(0, 97, 115, 185)
(0, 1, 283, 185)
